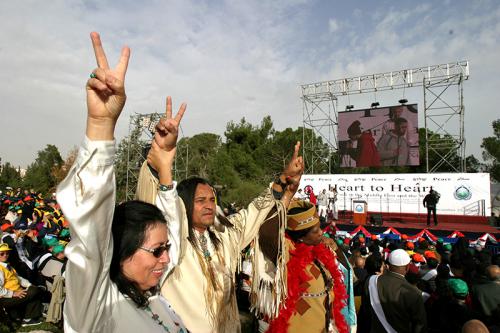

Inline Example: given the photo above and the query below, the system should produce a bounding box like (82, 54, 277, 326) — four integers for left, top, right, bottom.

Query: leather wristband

(274, 176, 287, 191)
(158, 184, 174, 191)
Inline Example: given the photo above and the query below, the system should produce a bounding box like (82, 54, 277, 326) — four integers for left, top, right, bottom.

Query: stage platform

(333, 211, 500, 240)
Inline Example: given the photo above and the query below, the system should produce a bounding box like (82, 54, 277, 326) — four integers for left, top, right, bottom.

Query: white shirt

(294, 191, 308, 200)
(57, 138, 186, 333)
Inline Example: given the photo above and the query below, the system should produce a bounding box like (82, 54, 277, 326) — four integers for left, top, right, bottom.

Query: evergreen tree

(23, 145, 63, 194)
(481, 119, 500, 182)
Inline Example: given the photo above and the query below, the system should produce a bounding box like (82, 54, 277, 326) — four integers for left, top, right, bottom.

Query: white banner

(299, 173, 491, 216)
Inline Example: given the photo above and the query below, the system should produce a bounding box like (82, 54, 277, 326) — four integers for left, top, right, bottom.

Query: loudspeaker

(370, 214, 383, 226)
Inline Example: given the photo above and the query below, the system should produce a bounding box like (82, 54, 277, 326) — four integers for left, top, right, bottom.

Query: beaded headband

(287, 200, 319, 231)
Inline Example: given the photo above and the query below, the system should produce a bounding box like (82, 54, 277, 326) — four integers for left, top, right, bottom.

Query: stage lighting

(399, 99, 408, 104)
(371, 102, 380, 108)
(346, 105, 354, 110)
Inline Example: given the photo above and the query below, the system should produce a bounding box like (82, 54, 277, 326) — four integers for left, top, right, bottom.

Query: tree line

(1, 117, 499, 207)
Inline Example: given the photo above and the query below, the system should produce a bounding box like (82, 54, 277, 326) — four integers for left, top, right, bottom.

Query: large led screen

(338, 104, 419, 168)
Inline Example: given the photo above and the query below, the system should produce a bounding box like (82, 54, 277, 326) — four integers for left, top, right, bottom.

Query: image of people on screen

(340, 120, 381, 167)
(382, 105, 418, 146)
(377, 117, 410, 166)
(338, 104, 419, 167)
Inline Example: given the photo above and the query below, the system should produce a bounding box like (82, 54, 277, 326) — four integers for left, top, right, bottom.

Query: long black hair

(110, 200, 166, 308)
(177, 177, 233, 251)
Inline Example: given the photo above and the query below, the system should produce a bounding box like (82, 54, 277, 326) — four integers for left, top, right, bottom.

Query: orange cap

(424, 250, 437, 259)
(412, 253, 426, 263)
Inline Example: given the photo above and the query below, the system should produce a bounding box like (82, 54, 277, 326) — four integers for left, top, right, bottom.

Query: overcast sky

(1, 0, 499, 169)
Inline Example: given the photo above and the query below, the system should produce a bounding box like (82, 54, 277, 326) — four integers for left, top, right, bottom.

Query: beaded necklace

(197, 231, 212, 262)
(144, 305, 187, 333)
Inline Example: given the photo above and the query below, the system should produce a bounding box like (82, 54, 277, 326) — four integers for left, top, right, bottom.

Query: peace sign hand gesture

(284, 141, 304, 180)
(154, 96, 187, 151)
(86, 32, 130, 141)
(275, 142, 304, 207)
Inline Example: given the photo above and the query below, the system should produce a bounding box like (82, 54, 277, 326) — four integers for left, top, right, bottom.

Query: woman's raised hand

(86, 32, 130, 140)
(154, 96, 187, 151)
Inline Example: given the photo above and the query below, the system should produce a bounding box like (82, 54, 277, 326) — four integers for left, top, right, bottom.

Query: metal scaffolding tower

(424, 74, 466, 172)
(301, 61, 469, 173)
(125, 113, 161, 201)
(302, 92, 338, 173)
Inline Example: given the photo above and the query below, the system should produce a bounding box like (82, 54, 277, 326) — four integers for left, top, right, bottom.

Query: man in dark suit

(471, 265, 500, 327)
(361, 249, 427, 333)
(423, 188, 440, 226)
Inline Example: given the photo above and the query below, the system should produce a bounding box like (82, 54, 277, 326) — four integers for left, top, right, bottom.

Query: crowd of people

(319, 225, 500, 333)
(1, 31, 499, 333)
(2, 184, 499, 332)
(0, 188, 69, 328)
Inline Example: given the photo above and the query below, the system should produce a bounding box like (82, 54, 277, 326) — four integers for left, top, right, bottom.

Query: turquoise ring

(90, 73, 97, 78)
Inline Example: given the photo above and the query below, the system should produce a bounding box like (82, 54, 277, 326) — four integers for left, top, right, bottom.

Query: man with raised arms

(137, 121, 304, 332)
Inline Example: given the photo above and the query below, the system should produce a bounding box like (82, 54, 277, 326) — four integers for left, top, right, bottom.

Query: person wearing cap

(37, 244, 66, 290)
(261, 200, 350, 333)
(360, 248, 426, 333)
(440, 243, 453, 263)
(0, 243, 43, 326)
(343, 120, 381, 167)
(405, 241, 415, 256)
(411, 253, 426, 266)
(4, 206, 18, 224)
(406, 262, 433, 303)
(1, 223, 38, 283)
(428, 278, 472, 332)
(1, 221, 13, 237)
(419, 254, 439, 294)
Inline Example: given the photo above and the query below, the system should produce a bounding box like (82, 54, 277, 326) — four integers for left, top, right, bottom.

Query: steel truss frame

(301, 61, 469, 173)
(302, 92, 338, 173)
(424, 74, 465, 172)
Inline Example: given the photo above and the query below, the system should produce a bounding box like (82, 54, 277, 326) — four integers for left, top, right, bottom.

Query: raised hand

(277, 142, 304, 207)
(283, 141, 304, 180)
(154, 96, 187, 151)
(147, 140, 176, 178)
(86, 32, 130, 140)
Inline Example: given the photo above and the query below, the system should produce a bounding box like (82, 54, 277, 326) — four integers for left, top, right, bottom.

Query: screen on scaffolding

(338, 104, 419, 168)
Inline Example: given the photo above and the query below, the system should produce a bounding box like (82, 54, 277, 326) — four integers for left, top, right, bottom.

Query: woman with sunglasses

(56, 32, 187, 332)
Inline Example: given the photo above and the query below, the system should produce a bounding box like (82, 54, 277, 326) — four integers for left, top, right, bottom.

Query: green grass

(0, 321, 62, 333)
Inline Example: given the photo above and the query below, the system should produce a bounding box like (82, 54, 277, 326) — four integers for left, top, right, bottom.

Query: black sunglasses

(139, 243, 171, 258)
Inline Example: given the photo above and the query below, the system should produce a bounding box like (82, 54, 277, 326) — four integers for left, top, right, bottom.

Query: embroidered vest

(0, 264, 22, 292)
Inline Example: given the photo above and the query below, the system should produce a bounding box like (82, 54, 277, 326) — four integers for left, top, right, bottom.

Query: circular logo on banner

(355, 204, 364, 212)
(304, 185, 314, 195)
(454, 185, 472, 200)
